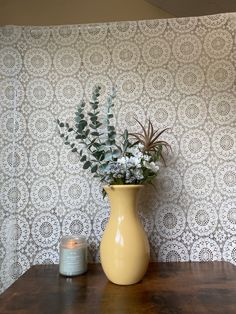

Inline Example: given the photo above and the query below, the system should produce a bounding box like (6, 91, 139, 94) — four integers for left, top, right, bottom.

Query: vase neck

(104, 185, 143, 215)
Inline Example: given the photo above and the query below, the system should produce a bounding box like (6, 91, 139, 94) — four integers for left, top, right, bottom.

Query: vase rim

(104, 184, 144, 189)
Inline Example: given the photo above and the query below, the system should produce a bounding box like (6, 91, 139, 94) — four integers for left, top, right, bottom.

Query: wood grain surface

(0, 262, 235, 314)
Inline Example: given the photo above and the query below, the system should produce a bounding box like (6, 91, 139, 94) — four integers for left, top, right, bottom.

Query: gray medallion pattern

(23, 26, 50, 47)
(0, 144, 28, 177)
(180, 129, 210, 163)
(0, 79, 24, 108)
(0, 26, 22, 45)
(173, 34, 202, 63)
(53, 47, 81, 76)
(190, 238, 221, 261)
(26, 78, 53, 108)
(145, 68, 174, 99)
(176, 64, 204, 95)
(177, 96, 207, 128)
(33, 249, 59, 265)
(219, 199, 236, 235)
(32, 213, 60, 247)
(28, 109, 55, 141)
(24, 48, 51, 77)
(29, 143, 58, 175)
(110, 21, 137, 39)
(209, 92, 236, 125)
(158, 241, 189, 262)
(155, 204, 186, 239)
(1, 178, 29, 213)
(113, 41, 140, 70)
(30, 177, 59, 211)
(184, 164, 214, 199)
(0, 13, 236, 293)
(187, 201, 218, 236)
(62, 210, 92, 237)
(61, 175, 90, 209)
(0, 215, 30, 250)
(142, 38, 170, 67)
(206, 60, 235, 91)
(0, 47, 22, 76)
(1, 110, 26, 142)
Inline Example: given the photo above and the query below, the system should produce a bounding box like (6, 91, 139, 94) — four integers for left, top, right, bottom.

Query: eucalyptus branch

(56, 85, 171, 187)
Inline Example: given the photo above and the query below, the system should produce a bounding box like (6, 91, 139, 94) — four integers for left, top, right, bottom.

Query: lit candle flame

(65, 239, 78, 248)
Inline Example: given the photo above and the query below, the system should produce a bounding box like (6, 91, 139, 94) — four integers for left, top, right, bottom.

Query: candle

(59, 235, 87, 276)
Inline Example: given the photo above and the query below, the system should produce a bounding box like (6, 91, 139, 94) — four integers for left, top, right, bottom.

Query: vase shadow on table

(98, 279, 176, 314)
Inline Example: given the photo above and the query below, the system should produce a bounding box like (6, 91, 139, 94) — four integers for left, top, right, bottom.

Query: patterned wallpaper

(0, 13, 236, 293)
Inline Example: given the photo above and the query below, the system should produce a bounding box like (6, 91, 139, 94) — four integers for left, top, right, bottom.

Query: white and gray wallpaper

(0, 13, 236, 293)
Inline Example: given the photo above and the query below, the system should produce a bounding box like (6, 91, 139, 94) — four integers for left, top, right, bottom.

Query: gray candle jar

(59, 235, 87, 276)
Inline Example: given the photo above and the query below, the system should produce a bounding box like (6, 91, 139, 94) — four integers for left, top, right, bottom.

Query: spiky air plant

(130, 118, 171, 165)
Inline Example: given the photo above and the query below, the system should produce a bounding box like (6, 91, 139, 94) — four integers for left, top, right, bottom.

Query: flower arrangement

(57, 86, 170, 191)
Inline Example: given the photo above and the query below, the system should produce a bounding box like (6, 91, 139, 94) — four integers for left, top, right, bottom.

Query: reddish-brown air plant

(130, 118, 171, 165)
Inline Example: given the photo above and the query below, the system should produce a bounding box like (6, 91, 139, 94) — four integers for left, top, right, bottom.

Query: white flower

(132, 168, 144, 180)
(117, 157, 128, 165)
(127, 146, 141, 156)
(143, 161, 159, 173)
(138, 143, 144, 150)
(143, 154, 150, 161)
(129, 156, 141, 166)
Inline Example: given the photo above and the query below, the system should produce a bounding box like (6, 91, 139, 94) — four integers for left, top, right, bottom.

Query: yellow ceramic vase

(100, 185, 150, 285)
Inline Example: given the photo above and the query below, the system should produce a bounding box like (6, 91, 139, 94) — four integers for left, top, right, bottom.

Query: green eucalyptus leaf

(112, 149, 121, 158)
(81, 155, 87, 162)
(91, 165, 98, 173)
(83, 161, 91, 169)
(108, 125, 115, 131)
(108, 132, 116, 140)
(75, 110, 82, 115)
(91, 132, 99, 136)
(104, 152, 113, 161)
(80, 101, 86, 108)
(99, 163, 109, 172)
(92, 104, 98, 110)
(96, 122, 102, 128)
(77, 120, 87, 133)
(89, 124, 97, 130)
(92, 143, 101, 149)
(124, 129, 128, 140)
(90, 116, 97, 123)
(102, 189, 107, 199)
(85, 129, 90, 136)
(92, 151, 104, 160)
(80, 120, 87, 127)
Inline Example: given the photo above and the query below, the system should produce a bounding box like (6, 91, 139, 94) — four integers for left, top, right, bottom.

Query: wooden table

(0, 262, 235, 313)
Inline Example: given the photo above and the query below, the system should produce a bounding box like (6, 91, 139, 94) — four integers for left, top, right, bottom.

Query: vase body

(100, 185, 150, 285)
